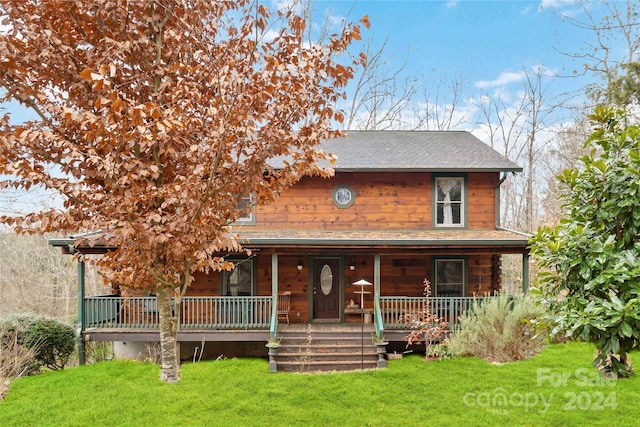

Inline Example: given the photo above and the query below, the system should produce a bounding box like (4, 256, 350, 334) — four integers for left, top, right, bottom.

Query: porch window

(435, 177, 464, 227)
(222, 259, 255, 296)
(236, 194, 255, 224)
(434, 259, 465, 297)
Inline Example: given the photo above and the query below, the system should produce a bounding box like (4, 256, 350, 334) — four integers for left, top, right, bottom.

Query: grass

(0, 342, 638, 426)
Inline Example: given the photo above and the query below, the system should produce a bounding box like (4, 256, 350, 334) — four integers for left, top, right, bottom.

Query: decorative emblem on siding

(332, 185, 355, 208)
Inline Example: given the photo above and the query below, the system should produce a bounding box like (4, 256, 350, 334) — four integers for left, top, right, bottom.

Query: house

(50, 130, 529, 371)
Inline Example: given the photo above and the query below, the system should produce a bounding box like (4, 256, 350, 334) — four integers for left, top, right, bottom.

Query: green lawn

(0, 342, 637, 426)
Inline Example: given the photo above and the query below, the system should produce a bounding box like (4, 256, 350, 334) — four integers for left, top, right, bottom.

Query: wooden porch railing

(84, 296, 272, 329)
(379, 296, 488, 329)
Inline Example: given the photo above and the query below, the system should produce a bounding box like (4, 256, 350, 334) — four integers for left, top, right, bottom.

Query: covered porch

(53, 228, 530, 368)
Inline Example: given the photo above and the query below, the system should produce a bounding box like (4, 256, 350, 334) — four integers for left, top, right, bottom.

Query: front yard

(0, 342, 637, 426)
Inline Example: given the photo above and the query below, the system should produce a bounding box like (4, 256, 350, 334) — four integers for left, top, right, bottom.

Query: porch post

(268, 253, 279, 373)
(373, 254, 383, 336)
(522, 252, 530, 294)
(374, 254, 380, 300)
(270, 253, 278, 337)
(77, 257, 86, 365)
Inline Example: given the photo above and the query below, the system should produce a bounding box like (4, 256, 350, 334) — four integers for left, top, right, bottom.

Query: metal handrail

(373, 294, 385, 341)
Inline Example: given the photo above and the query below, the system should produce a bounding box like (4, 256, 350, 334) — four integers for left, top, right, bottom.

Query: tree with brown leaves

(0, 0, 367, 382)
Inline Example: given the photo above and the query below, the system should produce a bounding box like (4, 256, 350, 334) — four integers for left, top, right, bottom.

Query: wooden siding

(467, 172, 499, 229)
(250, 172, 499, 231)
(185, 252, 501, 324)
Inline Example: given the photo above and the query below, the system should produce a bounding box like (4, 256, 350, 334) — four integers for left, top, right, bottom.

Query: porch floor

(83, 322, 410, 343)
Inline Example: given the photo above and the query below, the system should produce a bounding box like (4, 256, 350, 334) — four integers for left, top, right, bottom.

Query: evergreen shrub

(0, 315, 75, 371)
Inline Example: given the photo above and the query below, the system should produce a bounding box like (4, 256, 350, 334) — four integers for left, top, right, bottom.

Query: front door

(312, 258, 341, 320)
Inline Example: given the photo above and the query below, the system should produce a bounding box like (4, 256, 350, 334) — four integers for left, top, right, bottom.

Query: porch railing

(379, 296, 487, 329)
(84, 295, 489, 331)
(84, 296, 272, 329)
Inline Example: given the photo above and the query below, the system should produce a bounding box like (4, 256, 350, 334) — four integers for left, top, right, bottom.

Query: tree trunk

(157, 286, 180, 382)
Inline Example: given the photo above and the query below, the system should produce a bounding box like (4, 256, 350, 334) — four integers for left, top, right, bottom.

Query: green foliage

(605, 62, 640, 109)
(425, 339, 453, 360)
(530, 106, 640, 377)
(449, 294, 546, 362)
(0, 315, 75, 372)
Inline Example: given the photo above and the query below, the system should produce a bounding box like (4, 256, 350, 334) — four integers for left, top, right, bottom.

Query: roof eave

(331, 167, 523, 173)
(239, 237, 529, 247)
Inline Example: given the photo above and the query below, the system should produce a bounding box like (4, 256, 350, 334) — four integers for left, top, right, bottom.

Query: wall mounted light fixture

(297, 261, 303, 271)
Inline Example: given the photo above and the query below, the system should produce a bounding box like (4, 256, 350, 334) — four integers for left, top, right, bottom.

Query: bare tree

(0, 232, 104, 319)
(539, 115, 592, 226)
(345, 38, 417, 130)
(560, 0, 640, 109)
(413, 75, 470, 130)
(475, 67, 558, 232)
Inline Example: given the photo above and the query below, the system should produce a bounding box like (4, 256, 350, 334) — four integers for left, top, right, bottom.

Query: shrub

(404, 279, 450, 356)
(449, 294, 546, 363)
(85, 341, 113, 364)
(0, 326, 39, 387)
(0, 315, 75, 371)
(23, 318, 75, 370)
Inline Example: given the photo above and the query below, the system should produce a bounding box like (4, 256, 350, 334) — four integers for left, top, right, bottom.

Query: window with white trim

(435, 177, 464, 227)
(434, 259, 465, 297)
(236, 194, 255, 224)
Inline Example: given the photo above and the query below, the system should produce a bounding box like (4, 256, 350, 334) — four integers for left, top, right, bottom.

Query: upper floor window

(236, 194, 255, 224)
(435, 177, 464, 227)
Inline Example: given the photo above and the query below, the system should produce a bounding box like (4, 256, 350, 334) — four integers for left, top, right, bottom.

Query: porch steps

(274, 324, 382, 372)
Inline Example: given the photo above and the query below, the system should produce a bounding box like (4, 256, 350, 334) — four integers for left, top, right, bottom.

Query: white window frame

(236, 194, 255, 224)
(434, 177, 464, 227)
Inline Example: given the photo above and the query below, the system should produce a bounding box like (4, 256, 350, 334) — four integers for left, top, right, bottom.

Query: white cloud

(446, 0, 458, 9)
(538, 0, 578, 12)
(474, 65, 555, 91)
(474, 71, 527, 89)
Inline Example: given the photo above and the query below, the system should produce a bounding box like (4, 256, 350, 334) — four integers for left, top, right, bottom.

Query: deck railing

(84, 296, 273, 329)
(379, 296, 488, 329)
(84, 295, 489, 331)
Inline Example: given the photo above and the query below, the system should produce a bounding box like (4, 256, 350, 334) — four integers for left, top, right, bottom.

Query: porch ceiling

(236, 228, 530, 253)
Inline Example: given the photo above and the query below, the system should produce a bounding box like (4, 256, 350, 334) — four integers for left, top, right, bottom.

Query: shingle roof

(272, 130, 521, 172)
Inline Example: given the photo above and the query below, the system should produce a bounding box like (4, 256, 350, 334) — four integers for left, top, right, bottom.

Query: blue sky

(306, 0, 621, 115)
(326, 0, 608, 81)
(5, 1, 622, 125)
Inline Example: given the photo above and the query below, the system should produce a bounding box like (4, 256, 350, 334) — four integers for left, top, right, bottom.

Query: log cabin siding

(250, 171, 499, 231)
(185, 252, 500, 323)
